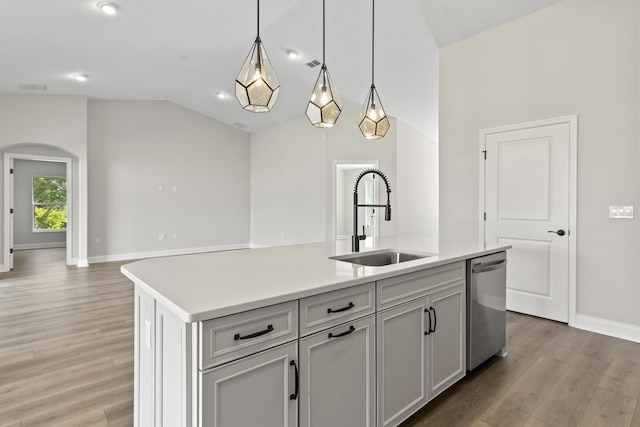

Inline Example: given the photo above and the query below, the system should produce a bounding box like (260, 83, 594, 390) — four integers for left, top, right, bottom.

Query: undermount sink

(330, 249, 432, 267)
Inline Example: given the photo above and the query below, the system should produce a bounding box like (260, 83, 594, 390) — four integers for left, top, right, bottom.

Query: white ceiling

(1, 0, 560, 138)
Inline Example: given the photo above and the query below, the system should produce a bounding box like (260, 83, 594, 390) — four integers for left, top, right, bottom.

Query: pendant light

(305, 0, 342, 127)
(235, 0, 280, 112)
(357, 0, 389, 139)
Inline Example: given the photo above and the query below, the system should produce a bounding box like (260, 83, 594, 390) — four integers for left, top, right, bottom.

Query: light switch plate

(609, 206, 634, 219)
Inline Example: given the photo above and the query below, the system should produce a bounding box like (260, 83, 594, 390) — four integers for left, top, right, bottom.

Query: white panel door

(484, 122, 570, 322)
(9, 157, 14, 270)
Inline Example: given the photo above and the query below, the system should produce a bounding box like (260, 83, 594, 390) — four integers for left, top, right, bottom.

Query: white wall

(0, 95, 88, 268)
(440, 0, 640, 332)
(397, 121, 438, 238)
(88, 101, 251, 262)
(251, 112, 439, 247)
(13, 159, 66, 249)
(250, 113, 398, 247)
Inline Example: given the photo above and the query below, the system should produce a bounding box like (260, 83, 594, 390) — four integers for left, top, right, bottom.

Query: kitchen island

(122, 237, 510, 427)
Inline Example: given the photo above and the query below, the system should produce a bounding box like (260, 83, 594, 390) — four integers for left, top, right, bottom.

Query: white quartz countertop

(121, 237, 510, 323)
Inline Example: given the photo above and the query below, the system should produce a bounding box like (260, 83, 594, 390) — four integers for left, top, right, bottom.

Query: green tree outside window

(32, 176, 67, 231)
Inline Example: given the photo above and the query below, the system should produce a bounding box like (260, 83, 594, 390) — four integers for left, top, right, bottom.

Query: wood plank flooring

(0, 249, 134, 427)
(2, 248, 640, 426)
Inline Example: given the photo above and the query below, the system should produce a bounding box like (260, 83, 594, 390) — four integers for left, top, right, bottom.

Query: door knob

(547, 229, 566, 236)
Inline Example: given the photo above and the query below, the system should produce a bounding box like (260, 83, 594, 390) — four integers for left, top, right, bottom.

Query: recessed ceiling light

(97, 2, 119, 15)
(287, 49, 299, 60)
(72, 74, 89, 82)
(216, 92, 226, 100)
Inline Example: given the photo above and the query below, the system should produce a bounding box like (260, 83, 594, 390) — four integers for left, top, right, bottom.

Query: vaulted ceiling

(1, 0, 560, 139)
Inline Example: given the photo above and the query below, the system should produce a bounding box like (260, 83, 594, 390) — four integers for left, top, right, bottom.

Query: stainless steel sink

(330, 249, 432, 267)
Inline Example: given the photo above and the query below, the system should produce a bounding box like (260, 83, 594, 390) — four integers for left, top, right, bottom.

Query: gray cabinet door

(299, 315, 376, 427)
(200, 342, 298, 427)
(427, 284, 466, 399)
(376, 298, 429, 427)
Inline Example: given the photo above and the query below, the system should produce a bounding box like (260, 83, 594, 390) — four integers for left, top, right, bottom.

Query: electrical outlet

(609, 206, 634, 219)
(158, 233, 166, 240)
(172, 233, 177, 239)
(95, 237, 101, 244)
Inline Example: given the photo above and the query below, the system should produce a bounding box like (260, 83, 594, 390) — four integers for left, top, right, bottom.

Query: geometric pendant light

(305, 0, 342, 127)
(235, 0, 280, 112)
(357, 0, 390, 139)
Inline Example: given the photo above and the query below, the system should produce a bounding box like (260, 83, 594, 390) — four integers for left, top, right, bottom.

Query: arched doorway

(3, 144, 77, 271)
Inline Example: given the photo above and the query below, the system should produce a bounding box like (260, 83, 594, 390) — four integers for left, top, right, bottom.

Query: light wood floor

(0, 249, 134, 427)
(2, 249, 640, 427)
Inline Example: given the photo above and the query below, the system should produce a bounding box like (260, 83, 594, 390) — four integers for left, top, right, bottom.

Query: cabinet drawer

(299, 282, 375, 337)
(200, 301, 298, 370)
(377, 262, 465, 310)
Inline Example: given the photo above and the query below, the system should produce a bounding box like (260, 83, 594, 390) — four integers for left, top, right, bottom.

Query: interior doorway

(334, 161, 379, 241)
(3, 153, 73, 271)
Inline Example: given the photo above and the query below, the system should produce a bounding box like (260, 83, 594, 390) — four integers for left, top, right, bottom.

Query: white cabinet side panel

(136, 288, 155, 427)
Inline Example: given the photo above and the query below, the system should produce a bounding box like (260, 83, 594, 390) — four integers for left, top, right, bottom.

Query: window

(32, 176, 67, 231)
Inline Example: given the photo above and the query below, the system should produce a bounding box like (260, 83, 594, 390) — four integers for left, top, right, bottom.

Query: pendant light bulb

(358, 0, 389, 139)
(235, 1, 280, 113)
(358, 84, 389, 140)
(305, 0, 342, 128)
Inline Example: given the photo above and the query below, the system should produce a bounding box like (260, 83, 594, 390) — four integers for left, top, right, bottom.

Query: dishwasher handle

(472, 259, 507, 274)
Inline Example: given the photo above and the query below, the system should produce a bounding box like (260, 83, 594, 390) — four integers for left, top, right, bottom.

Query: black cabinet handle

(234, 324, 274, 341)
(430, 307, 437, 333)
(328, 325, 356, 339)
(424, 308, 431, 335)
(289, 360, 299, 400)
(327, 302, 355, 314)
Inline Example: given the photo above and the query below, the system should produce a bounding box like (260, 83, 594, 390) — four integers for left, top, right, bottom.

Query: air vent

(19, 83, 47, 91)
(233, 122, 248, 130)
(306, 59, 321, 68)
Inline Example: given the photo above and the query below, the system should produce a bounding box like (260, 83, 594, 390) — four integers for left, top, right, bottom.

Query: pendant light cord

(257, 0, 260, 38)
(371, 0, 375, 85)
(322, 0, 326, 65)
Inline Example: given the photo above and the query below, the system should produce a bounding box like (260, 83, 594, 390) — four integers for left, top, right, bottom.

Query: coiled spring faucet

(352, 168, 392, 252)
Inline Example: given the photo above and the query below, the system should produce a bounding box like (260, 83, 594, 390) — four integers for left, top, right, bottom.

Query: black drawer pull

(424, 308, 431, 335)
(328, 325, 356, 339)
(289, 360, 299, 400)
(430, 307, 437, 333)
(327, 302, 355, 314)
(234, 324, 274, 341)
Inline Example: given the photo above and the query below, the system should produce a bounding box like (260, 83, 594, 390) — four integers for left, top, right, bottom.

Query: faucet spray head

(385, 192, 391, 221)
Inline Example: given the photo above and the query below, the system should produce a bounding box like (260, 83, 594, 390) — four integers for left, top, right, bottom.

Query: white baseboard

(574, 313, 640, 344)
(88, 243, 251, 264)
(14, 242, 66, 250)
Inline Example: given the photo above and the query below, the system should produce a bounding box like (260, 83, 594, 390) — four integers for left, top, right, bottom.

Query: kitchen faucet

(352, 168, 392, 252)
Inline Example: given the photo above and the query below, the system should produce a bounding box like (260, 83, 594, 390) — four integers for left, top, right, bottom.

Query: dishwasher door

(467, 251, 507, 371)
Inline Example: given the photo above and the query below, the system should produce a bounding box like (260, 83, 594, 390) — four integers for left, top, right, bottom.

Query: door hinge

(484, 212, 487, 221)
(482, 150, 487, 160)
(10, 248, 13, 254)
(10, 168, 13, 174)
(10, 208, 13, 214)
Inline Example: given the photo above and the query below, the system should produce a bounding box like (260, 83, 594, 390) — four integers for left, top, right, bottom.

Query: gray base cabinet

(299, 315, 376, 427)
(200, 342, 298, 427)
(428, 284, 466, 399)
(134, 262, 468, 427)
(376, 263, 466, 427)
(377, 297, 430, 427)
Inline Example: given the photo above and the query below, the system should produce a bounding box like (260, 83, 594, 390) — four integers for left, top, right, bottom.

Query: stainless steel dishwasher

(467, 251, 508, 370)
